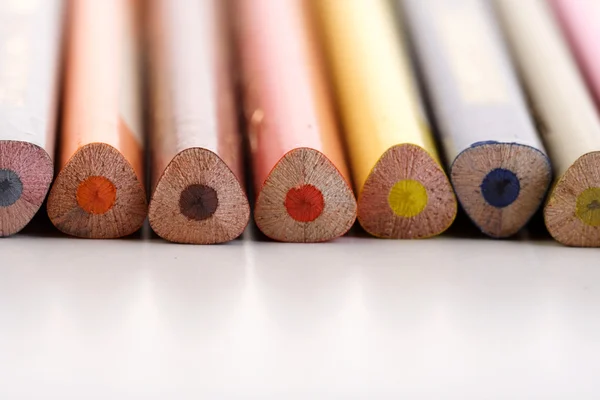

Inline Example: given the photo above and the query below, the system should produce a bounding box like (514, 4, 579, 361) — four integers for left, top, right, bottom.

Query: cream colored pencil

(495, 0, 600, 246)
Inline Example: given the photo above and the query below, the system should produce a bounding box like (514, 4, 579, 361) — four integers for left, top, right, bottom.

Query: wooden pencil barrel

(402, 0, 551, 238)
(314, 0, 456, 239)
(232, 0, 356, 243)
(0, 0, 64, 236)
(146, 0, 249, 244)
(495, 0, 600, 247)
(47, 0, 147, 239)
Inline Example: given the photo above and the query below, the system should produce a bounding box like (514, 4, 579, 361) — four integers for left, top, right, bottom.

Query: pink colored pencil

(550, 0, 600, 107)
(231, 0, 356, 243)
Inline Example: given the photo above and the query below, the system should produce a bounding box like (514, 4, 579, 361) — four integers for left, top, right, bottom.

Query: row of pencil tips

(1, 0, 599, 247)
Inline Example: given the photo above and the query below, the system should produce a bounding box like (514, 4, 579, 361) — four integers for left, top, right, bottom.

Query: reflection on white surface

(0, 234, 599, 398)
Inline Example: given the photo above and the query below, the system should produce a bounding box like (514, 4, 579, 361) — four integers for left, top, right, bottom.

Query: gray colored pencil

(0, 0, 64, 236)
(402, 0, 551, 238)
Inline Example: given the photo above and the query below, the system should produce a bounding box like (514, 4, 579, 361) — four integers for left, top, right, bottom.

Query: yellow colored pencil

(313, 0, 456, 238)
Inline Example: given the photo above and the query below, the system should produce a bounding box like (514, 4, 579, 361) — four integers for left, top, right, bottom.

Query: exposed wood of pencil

(551, 0, 600, 108)
(47, 0, 147, 239)
(313, 0, 456, 239)
(495, 0, 600, 247)
(402, 0, 551, 238)
(146, 0, 249, 244)
(233, 0, 356, 243)
(0, 0, 64, 237)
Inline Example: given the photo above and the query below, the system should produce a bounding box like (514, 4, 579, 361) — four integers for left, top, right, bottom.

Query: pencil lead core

(480, 168, 520, 208)
(576, 187, 600, 227)
(285, 184, 325, 222)
(179, 184, 219, 221)
(0, 169, 23, 207)
(76, 176, 117, 214)
(387, 179, 428, 218)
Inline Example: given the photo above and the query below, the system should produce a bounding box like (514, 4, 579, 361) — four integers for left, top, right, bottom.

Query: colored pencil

(495, 0, 600, 247)
(146, 0, 249, 244)
(313, 0, 456, 239)
(232, 0, 356, 243)
(47, 0, 147, 239)
(550, 0, 600, 108)
(0, 0, 64, 237)
(402, 0, 551, 238)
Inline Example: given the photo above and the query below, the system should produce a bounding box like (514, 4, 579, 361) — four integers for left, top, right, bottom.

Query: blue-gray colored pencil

(402, 0, 551, 237)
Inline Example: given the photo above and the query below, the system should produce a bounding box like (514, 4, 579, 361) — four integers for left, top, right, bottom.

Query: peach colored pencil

(47, 0, 147, 238)
(232, 0, 357, 242)
(0, 0, 64, 236)
(551, 0, 600, 108)
(146, 0, 250, 244)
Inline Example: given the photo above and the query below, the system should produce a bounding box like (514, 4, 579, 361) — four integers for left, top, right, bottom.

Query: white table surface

(1, 219, 599, 399)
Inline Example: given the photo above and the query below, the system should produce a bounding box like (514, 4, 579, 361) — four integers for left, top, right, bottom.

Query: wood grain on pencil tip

(253, 147, 356, 243)
(146, 0, 249, 244)
(235, 0, 356, 243)
(495, 0, 600, 246)
(0, 0, 63, 236)
(450, 143, 551, 237)
(47, 0, 147, 239)
(314, 0, 456, 239)
(544, 151, 600, 246)
(356, 144, 455, 239)
(402, 0, 551, 237)
(149, 148, 250, 244)
(0, 143, 53, 236)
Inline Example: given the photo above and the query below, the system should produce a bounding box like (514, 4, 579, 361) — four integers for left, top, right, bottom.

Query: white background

(1, 222, 599, 399)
